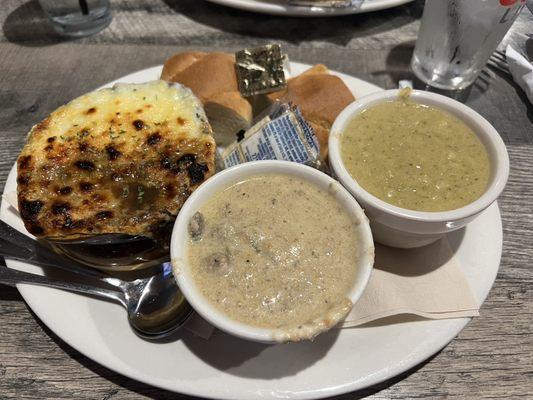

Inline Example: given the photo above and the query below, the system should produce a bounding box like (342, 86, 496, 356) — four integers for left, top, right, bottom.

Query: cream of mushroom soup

(186, 173, 361, 339)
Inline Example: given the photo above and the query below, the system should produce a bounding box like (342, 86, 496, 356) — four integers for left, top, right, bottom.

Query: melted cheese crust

(17, 81, 215, 239)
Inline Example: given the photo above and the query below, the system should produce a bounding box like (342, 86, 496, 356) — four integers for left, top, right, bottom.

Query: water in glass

(38, 0, 112, 37)
(411, 0, 525, 90)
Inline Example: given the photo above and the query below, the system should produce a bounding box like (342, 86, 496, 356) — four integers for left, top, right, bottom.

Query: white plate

(1, 63, 502, 400)
(204, 0, 414, 17)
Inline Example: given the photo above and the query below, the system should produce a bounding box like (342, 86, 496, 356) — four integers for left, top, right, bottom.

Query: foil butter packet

(235, 44, 288, 97)
(220, 102, 326, 170)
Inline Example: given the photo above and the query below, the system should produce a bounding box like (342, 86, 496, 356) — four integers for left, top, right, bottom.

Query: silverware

(487, 49, 512, 77)
(0, 220, 193, 340)
(0, 260, 123, 304)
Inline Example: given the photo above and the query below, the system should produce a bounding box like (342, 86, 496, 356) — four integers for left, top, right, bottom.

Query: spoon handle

(0, 263, 125, 307)
(0, 220, 122, 288)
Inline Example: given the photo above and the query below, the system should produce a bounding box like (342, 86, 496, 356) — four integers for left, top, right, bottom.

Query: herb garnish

(137, 186, 145, 203)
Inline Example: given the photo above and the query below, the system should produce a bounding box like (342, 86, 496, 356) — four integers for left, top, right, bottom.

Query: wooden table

(0, 1, 531, 398)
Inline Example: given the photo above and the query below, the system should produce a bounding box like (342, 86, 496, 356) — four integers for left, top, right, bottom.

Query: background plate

(204, 0, 415, 17)
(1, 62, 502, 400)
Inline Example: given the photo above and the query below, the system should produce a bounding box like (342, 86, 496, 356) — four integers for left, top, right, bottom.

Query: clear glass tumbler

(411, 0, 525, 90)
(38, 0, 112, 37)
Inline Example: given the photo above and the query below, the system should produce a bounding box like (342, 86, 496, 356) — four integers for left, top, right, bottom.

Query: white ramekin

(170, 160, 374, 343)
(329, 89, 509, 248)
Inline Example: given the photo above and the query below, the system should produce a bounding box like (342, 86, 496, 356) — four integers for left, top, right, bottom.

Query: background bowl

(328, 89, 509, 248)
(170, 160, 374, 343)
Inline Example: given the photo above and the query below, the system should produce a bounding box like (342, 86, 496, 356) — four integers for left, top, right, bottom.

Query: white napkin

(340, 239, 479, 328)
(506, 44, 533, 105)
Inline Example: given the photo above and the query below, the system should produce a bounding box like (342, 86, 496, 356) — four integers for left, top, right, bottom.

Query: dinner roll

(267, 65, 355, 158)
(161, 52, 253, 146)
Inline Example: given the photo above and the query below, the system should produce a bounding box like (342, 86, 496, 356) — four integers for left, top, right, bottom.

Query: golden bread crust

(161, 51, 207, 81)
(267, 66, 355, 158)
(163, 52, 239, 101)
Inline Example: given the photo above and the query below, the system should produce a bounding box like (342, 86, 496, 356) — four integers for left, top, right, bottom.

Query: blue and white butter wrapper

(220, 104, 325, 170)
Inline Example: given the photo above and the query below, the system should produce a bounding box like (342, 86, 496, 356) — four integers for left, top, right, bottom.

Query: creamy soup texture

(340, 99, 490, 212)
(186, 174, 361, 338)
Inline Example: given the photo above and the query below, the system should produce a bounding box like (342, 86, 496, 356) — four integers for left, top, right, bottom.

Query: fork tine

(486, 60, 512, 77)
(488, 50, 509, 69)
(487, 58, 506, 71)
(491, 50, 508, 64)
(480, 69, 493, 79)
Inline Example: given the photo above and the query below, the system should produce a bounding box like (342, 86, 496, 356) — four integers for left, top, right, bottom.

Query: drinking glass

(38, 0, 112, 37)
(411, 0, 525, 90)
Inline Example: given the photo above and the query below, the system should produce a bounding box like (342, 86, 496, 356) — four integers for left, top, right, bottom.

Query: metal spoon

(0, 220, 193, 340)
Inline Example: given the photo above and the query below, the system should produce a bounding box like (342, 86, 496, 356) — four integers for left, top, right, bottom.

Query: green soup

(340, 98, 490, 212)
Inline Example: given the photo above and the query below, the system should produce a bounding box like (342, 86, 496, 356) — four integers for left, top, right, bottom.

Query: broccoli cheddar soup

(340, 98, 490, 212)
(186, 173, 363, 339)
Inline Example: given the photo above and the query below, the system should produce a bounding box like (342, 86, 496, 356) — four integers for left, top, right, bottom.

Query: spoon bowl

(122, 262, 194, 339)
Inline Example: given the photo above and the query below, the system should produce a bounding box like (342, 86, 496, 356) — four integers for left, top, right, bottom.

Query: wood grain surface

(0, 1, 532, 399)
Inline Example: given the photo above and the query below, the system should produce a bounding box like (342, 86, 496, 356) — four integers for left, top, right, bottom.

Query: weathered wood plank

(0, 0, 531, 399)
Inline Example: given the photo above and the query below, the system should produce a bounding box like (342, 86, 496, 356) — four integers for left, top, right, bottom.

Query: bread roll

(299, 63, 330, 76)
(205, 92, 253, 147)
(161, 52, 252, 146)
(267, 65, 355, 158)
(161, 52, 206, 81)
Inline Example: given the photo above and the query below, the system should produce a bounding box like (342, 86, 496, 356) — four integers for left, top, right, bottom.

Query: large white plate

(1, 63, 502, 400)
(204, 0, 415, 17)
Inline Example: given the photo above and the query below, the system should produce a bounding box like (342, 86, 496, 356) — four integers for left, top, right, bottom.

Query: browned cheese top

(17, 81, 215, 239)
